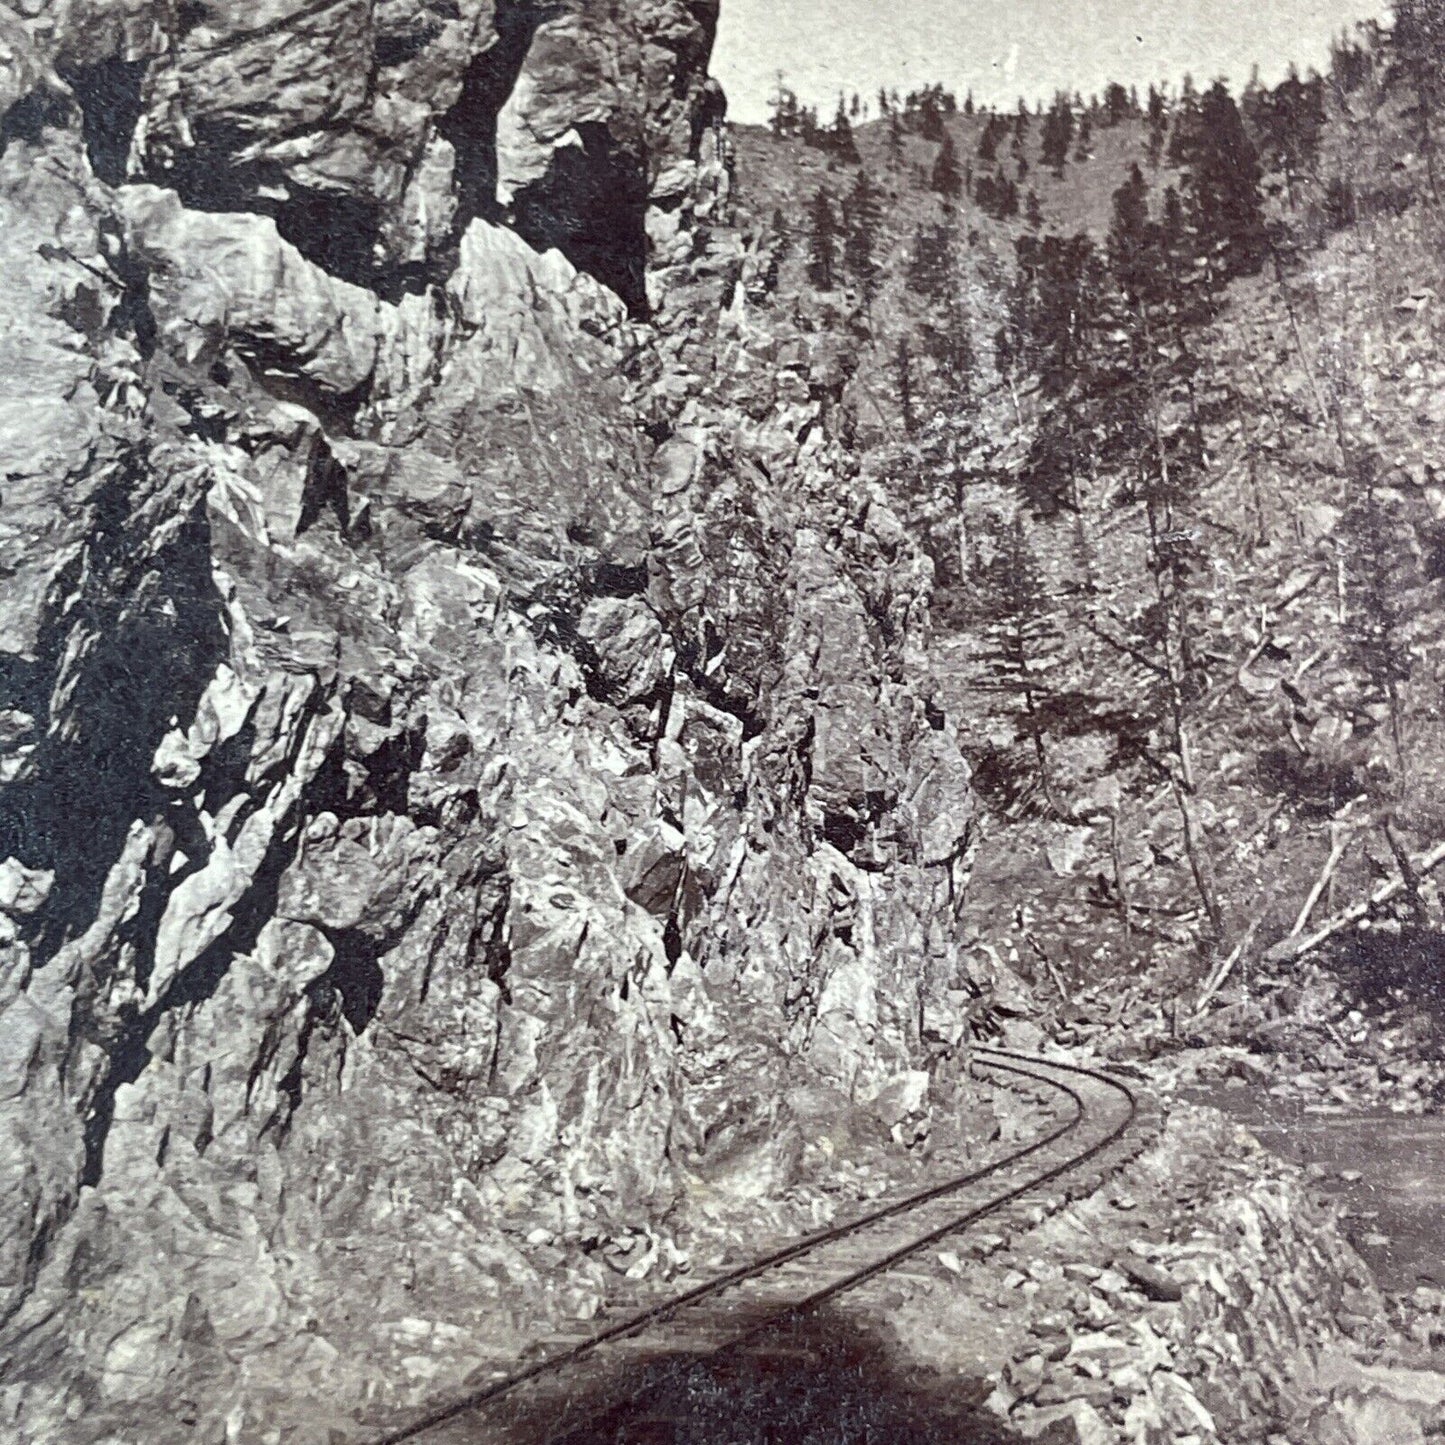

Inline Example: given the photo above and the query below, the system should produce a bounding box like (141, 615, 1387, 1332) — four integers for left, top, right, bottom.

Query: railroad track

(366, 1048, 1152, 1445)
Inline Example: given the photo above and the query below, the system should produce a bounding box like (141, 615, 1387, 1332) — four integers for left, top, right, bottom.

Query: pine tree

(1010, 231, 1103, 514)
(887, 110, 905, 169)
(842, 170, 883, 300)
(1026, 189, 1044, 229)
(1041, 95, 1075, 176)
(769, 74, 802, 138)
(1330, 29, 1374, 98)
(1184, 81, 1267, 281)
(829, 94, 861, 163)
(1324, 174, 1358, 229)
(762, 206, 791, 295)
(1147, 84, 1169, 167)
(906, 221, 959, 302)
(1342, 452, 1418, 769)
(916, 88, 947, 141)
(1104, 81, 1132, 126)
(1107, 164, 1159, 301)
(1167, 75, 1200, 167)
(1095, 166, 1223, 939)
(931, 129, 963, 197)
(994, 324, 1023, 425)
(1247, 67, 1327, 208)
(922, 295, 977, 396)
(978, 114, 1004, 163)
(977, 513, 1061, 810)
(895, 335, 917, 435)
(1074, 114, 1093, 162)
(1390, 0, 1445, 199)
(806, 187, 838, 289)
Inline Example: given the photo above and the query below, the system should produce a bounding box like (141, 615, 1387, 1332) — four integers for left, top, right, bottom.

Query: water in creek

(1183, 1084, 1445, 1292)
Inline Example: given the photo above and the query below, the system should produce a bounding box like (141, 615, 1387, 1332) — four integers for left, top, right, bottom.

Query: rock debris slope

(0, 1, 976, 1437)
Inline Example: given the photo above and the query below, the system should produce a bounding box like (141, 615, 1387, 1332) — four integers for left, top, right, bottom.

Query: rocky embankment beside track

(838, 1095, 1445, 1445)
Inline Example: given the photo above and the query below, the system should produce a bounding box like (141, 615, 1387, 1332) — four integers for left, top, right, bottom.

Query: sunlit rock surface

(0, 2, 978, 1437)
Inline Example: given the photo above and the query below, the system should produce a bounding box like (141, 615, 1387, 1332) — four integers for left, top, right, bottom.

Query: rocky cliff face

(0, 2, 976, 1438)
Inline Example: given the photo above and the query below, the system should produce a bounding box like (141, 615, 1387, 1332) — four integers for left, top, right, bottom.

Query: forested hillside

(732, 15, 1445, 1097)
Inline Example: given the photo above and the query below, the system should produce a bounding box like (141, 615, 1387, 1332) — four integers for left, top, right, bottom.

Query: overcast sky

(712, 0, 1392, 124)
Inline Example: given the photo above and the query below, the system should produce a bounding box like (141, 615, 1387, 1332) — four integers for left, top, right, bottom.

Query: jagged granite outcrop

(0, 4, 975, 1439)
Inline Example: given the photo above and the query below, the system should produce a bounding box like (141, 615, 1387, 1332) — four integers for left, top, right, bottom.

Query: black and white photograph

(3, 0, 1445, 1440)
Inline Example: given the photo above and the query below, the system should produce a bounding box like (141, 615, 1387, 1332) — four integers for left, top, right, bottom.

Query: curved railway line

(368, 1047, 1155, 1445)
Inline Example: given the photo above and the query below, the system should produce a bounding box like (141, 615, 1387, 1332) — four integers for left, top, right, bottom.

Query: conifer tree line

(962, 80, 1278, 933)
(756, 17, 1445, 959)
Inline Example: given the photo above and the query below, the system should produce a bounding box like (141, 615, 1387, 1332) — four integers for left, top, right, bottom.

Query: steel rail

(366, 1047, 1140, 1444)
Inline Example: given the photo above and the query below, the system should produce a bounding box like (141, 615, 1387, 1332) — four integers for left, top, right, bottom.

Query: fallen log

(1193, 915, 1262, 1016)
(1289, 802, 1362, 939)
(1264, 837, 1445, 965)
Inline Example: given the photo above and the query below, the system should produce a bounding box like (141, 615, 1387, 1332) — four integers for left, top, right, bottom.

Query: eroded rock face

(0, 4, 974, 1438)
(22, 0, 718, 307)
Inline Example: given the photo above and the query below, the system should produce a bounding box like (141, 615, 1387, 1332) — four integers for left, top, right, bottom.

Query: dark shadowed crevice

(142, 116, 389, 290)
(0, 471, 227, 956)
(234, 333, 370, 434)
(99, 215, 158, 359)
(585, 560, 650, 597)
(0, 89, 73, 154)
(374, 13, 447, 70)
(471, 873, 513, 1006)
(295, 436, 352, 537)
(437, 3, 553, 233)
(315, 928, 387, 1035)
(56, 57, 147, 186)
(78, 780, 307, 1188)
(272, 187, 386, 292)
(511, 121, 651, 317)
